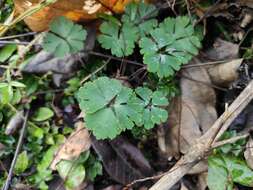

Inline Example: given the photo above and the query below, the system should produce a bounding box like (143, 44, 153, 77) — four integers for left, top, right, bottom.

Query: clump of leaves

(98, 1, 157, 57)
(207, 131, 251, 190)
(42, 16, 87, 57)
(216, 131, 246, 156)
(207, 154, 253, 190)
(56, 151, 102, 190)
(29, 146, 58, 190)
(76, 77, 169, 139)
(98, 2, 201, 78)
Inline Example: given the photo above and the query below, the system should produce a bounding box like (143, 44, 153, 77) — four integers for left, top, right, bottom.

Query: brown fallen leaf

(164, 59, 217, 174)
(14, 0, 133, 31)
(163, 58, 217, 159)
(208, 59, 243, 86)
(50, 121, 91, 170)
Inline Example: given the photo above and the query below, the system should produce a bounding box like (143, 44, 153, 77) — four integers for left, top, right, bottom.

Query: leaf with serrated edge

(43, 16, 87, 57)
(139, 16, 201, 78)
(98, 21, 138, 57)
(136, 87, 169, 129)
(76, 77, 144, 139)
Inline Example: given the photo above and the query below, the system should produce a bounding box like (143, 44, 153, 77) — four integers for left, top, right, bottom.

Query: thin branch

(0, 32, 37, 40)
(80, 58, 110, 84)
(89, 51, 144, 66)
(0, 40, 30, 45)
(2, 111, 29, 190)
(181, 59, 232, 68)
(212, 133, 249, 149)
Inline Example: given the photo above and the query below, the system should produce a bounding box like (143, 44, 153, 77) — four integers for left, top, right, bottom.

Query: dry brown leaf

(14, 0, 133, 31)
(244, 137, 253, 169)
(161, 58, 217, 173)
(208, 59, 243, 86)
(5, 110, 24, 135)
(50, 121, 91, 170)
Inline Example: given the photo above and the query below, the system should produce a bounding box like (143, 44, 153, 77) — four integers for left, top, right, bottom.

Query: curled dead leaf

(50, 121, 91, 170)
(5, 110, 24, 135)
(208, 59, 243, 86)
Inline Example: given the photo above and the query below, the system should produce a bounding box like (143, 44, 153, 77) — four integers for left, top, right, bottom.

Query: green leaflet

(56, 160, 86, 190)
(98, 1, 158, 57)
(135, 87, 169, 129)
(0, 44, 17, 62)
(42, 16, 87, 57)
(207, 154, 253, 190)
(139, 16, 201, 78)
(76, 77, 143, 139)
(29, 146, 58, 190)
(98, 21, 138, 57)
(121, 1, 158, 37)
(14, 151, 29, 174)
(32, 107, 54, 122)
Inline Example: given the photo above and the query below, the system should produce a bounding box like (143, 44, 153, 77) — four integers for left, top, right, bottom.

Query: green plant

(135, 87, 169, 129)
(76, 77, 169, 139)
(139, 16, 201, 77)
(42, 16, 87, 57)
(207, 154, 253, 190)
(98, 2, 201, 78)
(56, 151, 102, 190)
(76, 77, 144, 139)
(207, 131, 251, 190)
(121, 1, 158, 37)
(14, 151, 29, 175)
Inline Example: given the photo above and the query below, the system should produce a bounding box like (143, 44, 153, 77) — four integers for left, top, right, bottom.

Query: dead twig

(80, 58, 110, 84)
(0, 32, 37, 40)
(150, 80, 253, 190)
(2, 111, 29, 190)
(212, 133, 249, 149)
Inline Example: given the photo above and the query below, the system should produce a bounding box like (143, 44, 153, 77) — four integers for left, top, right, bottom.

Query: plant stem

(2, 111, 29, 190)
